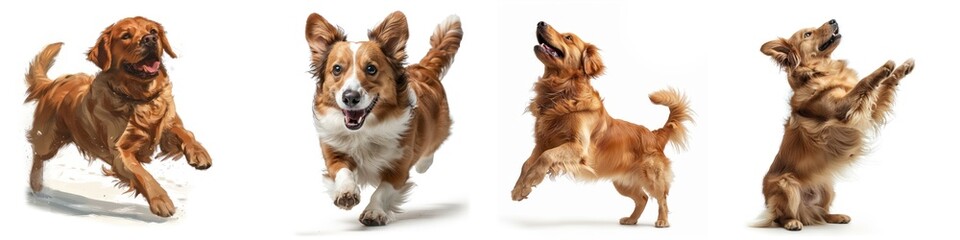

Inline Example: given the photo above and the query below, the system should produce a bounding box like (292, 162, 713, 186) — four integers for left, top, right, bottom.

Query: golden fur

(24, 17, 211, 218)
(510, 21, 693, 227)
(305, 11, 461, 226)
(757, 19, 914, 231)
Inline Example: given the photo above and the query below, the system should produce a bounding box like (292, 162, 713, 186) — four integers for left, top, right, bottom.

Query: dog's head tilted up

(534, 21, 604, 79)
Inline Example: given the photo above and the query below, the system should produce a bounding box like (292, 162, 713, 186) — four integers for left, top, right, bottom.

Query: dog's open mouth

(122, 55, 162, 79)
(342, 95, 379, 130)
(818, 28, 841, 51)
(537, 33, 563, 58)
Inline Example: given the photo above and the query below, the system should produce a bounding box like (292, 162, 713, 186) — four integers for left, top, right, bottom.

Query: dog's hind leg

(414, 154, 434, 174)
(641, 154, 673, 228)
(872, 59, 915, 124)
(27, 119, 67, 192)
(763, 174, 804, 231)
(613, 180, 649, 225)
(819, 184, 851, 224)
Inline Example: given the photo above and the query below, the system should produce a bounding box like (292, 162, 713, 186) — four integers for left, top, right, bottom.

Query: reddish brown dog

(757, 19, 914, 231)
(24, 16, 211, 217)
(511, 21, 693, 227)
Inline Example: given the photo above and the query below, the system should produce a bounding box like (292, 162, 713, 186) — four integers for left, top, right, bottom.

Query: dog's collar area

(110, 87, 161, 104)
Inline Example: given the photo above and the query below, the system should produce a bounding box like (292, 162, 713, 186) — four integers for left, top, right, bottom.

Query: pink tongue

(141, 61, 161, 74)
(344, 110, 364, 122)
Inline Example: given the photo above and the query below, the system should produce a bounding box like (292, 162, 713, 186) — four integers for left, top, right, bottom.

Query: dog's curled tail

(649, 88, 693, 151)
(24, 42, 63, 103)
(418, 15, 462, 81)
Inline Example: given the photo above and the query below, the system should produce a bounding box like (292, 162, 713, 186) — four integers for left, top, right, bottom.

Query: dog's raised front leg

(872, 59, 915, 123)
(321, 145, 360, 210)
(158, 115, 211, 169)
(837, 64, 891, 123)
(512, 142, 585, 201)
(512, 146, 544, 201)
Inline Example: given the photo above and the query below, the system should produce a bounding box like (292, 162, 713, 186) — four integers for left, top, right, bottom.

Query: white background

(1, 0, 958, 239)
(496, 0, 709, 238)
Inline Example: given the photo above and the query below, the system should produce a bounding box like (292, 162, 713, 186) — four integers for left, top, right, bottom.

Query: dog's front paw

(896, 58, 915, 77)
(183, 143, 212, 170)
(148, 194, 176, 217)
(619, 217, 638, 225)
(783, 219, 803, 231)
(511, 185, 532, 201)
(334, 190, 360, 210)
(359, 209, 392, 226)
(826, 214, 851, 224)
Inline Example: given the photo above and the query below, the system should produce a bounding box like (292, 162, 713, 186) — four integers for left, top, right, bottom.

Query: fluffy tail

(24, 42, 63, 103)
(649, 88, 693, 151)
(417, 15, 462, 81)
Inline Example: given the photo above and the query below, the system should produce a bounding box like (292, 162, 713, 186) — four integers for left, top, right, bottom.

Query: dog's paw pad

(359, 209, 391, 226)
(334, 192, 360, 210)
(783, 219, 803, 231)
(619, 217, 638, 225)
(826, 214, 851, 224)
(655, 219, 670, 228)
(148, 195, 176, 217)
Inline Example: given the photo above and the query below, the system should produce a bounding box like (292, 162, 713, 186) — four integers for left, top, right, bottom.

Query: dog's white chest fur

(314, 107, 412, 186)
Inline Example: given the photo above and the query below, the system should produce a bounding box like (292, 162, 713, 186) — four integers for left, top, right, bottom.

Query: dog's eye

(121, 33, 132, 40)
(565, 35, 572, 40)
(332, 64, 342, 76)
(150, 29, 158, 34)
(803, 32, 812, 38)
(365, 65, 377, 75)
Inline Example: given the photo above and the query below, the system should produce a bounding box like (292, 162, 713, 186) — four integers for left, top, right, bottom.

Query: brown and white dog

(24, 16, 211, 217)
(757, 19, 914, 231)
(305, 11, 462, 226)
(511, 21, 693, 227)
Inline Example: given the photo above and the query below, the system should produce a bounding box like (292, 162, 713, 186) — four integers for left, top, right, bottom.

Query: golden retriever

(510, 21, 693, 227)
(24, 16, 211, 218)
(757, 19, 914, 231)
(305, 11, 462, 226)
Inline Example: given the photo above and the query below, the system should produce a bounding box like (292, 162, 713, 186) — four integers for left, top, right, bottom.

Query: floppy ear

(87, 25, 113, 71)
(582, 44, 605, 78)
(368, 11, 409, 64)
(761, 38, 798, 68)
(156, 22, 177, 58)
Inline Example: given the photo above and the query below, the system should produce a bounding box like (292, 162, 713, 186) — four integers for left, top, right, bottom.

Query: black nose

(141, 34, 158, 46)
(538, 21, 547, 27)
(342, 90, 361, 107)
(828, 19, 837, 25)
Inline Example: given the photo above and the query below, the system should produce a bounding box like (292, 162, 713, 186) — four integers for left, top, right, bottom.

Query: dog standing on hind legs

(756, 19, 914, 231)
(510, 21, 693, 227)
(23, 17, 212, 218)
